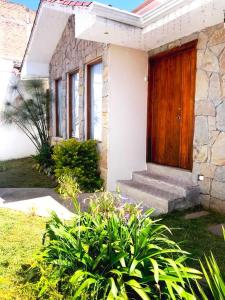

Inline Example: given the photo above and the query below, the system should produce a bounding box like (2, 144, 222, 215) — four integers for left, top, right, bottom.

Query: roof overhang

(21, 0, 225, 79)
(78, 0, 225, 50)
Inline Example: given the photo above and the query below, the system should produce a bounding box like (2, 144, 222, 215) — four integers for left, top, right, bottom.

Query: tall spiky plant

(2, 79, 50, 152)
(197, 228, 225, 300)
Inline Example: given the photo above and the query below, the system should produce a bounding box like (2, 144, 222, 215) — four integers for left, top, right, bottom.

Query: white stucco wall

(107, 45, 148, 190)
(0, 58, 36, 160)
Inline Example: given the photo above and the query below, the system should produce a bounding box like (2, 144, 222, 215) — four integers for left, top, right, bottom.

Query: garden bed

(0, 206, 224, 298)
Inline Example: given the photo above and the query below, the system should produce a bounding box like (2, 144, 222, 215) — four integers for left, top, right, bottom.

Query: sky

(11, 0, 143, 11)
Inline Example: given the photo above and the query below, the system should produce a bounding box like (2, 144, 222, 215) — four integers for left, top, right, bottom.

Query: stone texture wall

(0, 0, 35, 61)
(49, 15, 109, 184)
(148, 23, 225, 213)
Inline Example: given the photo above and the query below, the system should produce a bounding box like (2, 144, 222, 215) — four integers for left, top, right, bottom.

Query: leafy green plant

(197, 228, 225, 300)
(27, 201, 201, 299)
(3, 79, 50, 153)
(52, 138, 103, 192)
(57, 173, 81, 213)
(88, 191, 143, 220)
(33, 143, 54, 173)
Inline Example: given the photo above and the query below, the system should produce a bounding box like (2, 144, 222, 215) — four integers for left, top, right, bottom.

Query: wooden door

(147, 41, 197, 170)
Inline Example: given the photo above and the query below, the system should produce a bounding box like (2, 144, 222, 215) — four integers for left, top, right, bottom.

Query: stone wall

(0, 0, 35, 61)
(148, 23, 225, 213)
(49, 15, 109, 184)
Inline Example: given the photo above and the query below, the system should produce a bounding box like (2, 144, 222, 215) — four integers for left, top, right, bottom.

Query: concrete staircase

(118, 163, 200, 215)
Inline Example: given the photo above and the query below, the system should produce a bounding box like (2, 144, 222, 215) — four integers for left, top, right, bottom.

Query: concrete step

(132, 171, 198, 197)
(118, 164, 200, 215)
(147, 163, 195, 184)
(118, 180, 190, 215)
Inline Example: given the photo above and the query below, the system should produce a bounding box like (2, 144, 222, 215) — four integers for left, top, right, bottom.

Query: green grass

(162, 208, 225, 273)
(0, 209, 46, 299)
(0, 157, 56, 188)
(0, 207, 224, 299)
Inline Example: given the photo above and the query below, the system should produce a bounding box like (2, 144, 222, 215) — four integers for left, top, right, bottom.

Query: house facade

(21, 0, 225, 214)
(0, 0, 36, 160)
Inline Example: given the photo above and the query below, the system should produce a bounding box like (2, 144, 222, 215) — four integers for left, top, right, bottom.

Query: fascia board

(141, 0, 192, 26)
(90, 2, 142, 28)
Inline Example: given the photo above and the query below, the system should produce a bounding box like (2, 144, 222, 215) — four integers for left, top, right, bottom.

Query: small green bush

(33, 143, 54, 173)
(52, 139, 103, 192)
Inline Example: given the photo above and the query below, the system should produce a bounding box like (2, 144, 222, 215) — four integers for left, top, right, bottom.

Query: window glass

(89, 62, 103, 141)
(71, 72, 79, 139)
(56, 79, 63, 137)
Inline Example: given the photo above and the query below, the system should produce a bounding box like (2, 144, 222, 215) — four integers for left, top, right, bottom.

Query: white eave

(21, 0, 225, 79)
(79, 0, 225, 50)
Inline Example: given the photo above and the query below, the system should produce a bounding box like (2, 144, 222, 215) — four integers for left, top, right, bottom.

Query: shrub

(52, 139, 103, 192)
(26, 194, 201, 299)
(33, 143, 54, 174)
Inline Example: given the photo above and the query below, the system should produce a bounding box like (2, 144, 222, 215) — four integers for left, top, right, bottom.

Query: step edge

(147, 163, 193, 182)
(147, 163, 192, 174)
(118, 180, 184, 202)
(133, 170, 196, 182)
(133, 172, 191, 188)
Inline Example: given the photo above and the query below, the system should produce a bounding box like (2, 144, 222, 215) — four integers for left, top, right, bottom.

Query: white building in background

(0, 0, 36, 160)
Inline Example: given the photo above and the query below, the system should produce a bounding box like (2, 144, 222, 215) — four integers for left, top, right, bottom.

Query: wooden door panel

(148, 41, 197, 170)
(164, 54, 182, 167)
(179, 48, 196, 170)
(151, 59, 168, 165)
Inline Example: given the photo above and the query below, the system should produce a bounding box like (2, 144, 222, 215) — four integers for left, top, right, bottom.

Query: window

(55, 79, 63, 137)
(69, 71, 79, 139)
(87, 61, 103, 141)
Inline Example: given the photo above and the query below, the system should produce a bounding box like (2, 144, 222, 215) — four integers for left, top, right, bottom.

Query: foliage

(26, 195, 201, 299)
(88, 190, 143, 220)
(33, 144, 54, 174)
(162, 209, 225, 275)
(58, 173, 81, 200)
(57, 173, 81, 213)
(2, 201, 225, 299)
(0, 162, 6, 172)
(2, 79, 50, 153)
(197, 228, 225, 300)
(52, 138, 103, 192)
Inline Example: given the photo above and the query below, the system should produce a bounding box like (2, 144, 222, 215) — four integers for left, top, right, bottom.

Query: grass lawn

(0, 207, 224, 299)
(162, 208, 225, 273)
(0, 209, 46, 299)
(0, 157, 56, 188)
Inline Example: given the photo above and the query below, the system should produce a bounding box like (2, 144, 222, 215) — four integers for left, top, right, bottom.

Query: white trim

(90, 2, 142, 27)
(21, 0, 225, 78)
(141, 0, 188, 25)
(21, 60, 49, 79)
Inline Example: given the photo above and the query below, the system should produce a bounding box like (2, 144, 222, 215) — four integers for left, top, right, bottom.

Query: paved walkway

(0, 188, 76, 220)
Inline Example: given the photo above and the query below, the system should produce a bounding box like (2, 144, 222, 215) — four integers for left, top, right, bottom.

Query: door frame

(146, 40, 198, 169)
